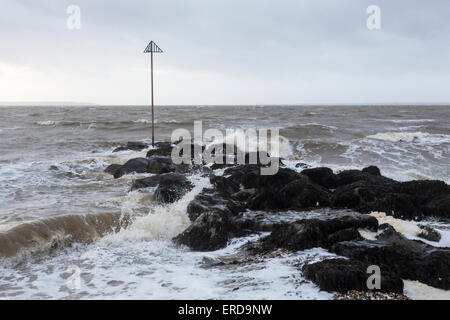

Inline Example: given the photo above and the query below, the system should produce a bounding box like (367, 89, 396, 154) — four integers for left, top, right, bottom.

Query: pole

(151, 50, 155, 147)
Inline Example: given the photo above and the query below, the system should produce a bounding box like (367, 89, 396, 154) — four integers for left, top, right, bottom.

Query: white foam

(369, 212, 421, 237)
(101, 175, 209, 243)
(367, 131, 450, 144)
(206, 131, 294, 159)
(36, 120, 57, 126)
(404, 280, 450, 300)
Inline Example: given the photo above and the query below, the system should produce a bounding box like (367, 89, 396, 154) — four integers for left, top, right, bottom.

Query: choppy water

(0, 105, 449, 299)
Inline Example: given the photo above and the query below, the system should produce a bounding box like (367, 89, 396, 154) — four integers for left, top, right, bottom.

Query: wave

(367, 131, 450, 144)
(283, 123, 337, 130)
(35, 119, 189, 128)
(0, 212, 130, 260)
(36, 120, 57, 126)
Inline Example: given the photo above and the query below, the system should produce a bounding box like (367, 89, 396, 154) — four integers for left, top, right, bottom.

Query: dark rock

(337, 170, 396, 187)
(248, 176, 331, 210)
(295, 162, 310, 169)
(418, 225, 442, 242)
(327, 228, 363, 244)
(173, 211, 247, 251)
(331, 227, 450, 290)
(398, 180, 450, 205)
(146, 142, 174, 158)
(104, 164, 122, 175)
(301, 167, 340, 189)
(113, 141, 148, 152)
(224, 165, 262, 189)
(224, 165, 300, 190)
(261, 212, 378, 252)
(186, 188, 244, 222)
(130, 172, 193, 199)
(423, 195, 450, 219)
(147, 156, 176, 174)
(231, 188, 257, 201)
(154, 174, 194, 204)
(112, 158, 149, 178)
(331, 181, 421, 220)
(131, 175, 163, 191)
(362, 166, 381, 176)
(210, 175, 240, 196)
(302, 258, 403, 293)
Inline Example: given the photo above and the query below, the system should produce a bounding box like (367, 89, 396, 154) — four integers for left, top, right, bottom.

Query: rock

(224, 165, 262, 189)
(248, 176, 331, 210)
(337, 169, 396, 187)
(295, 162, 309, 169)
(173, 211, 247, 251)
(362, 166, 381, 176)
(301, 167, 340, 189)
(131, 175, 162, 191)
(331, 181, 421, 219)
(111, 158, 149, 178)
(186, 188, 244, 222)
(146, 142, 174, 157)
(418, 225, 442, 242)
(147, 156, 176, 174)
(398, 180, 450, 204)
(302, 258, 403, 293)
(260, 212, 378, 252)
(210, 175, 240, 197)
(331, 227, 450, 290)
(104, 164, 122, 175)
(422, 194, 450, 218)
(154, 174, 194, 204)
(113, 141, 148, 152)
(327, 228, 363, 244)
(231, 188, 257, 201)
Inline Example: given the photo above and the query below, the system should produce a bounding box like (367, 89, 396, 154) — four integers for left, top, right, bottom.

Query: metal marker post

(144, 41, 163, 146)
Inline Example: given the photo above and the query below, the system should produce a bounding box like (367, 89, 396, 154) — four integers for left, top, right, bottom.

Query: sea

(0, 104, 449, 299)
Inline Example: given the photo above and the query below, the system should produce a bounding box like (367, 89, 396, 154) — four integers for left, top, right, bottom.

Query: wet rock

(231, 188, 257, 202)
(327, 228, 363, 244)
(398, 180, 450, 204)
(422, 194, 450, 219)
(113, 141, 149, 152)
(418, 225, 442, 242)
(295, 162, 310, 169)
(147, 156, 177, 174)
(104, 164, 122, 175)
(331, 181, 421, 219)
(146, 141, 174, 158)
(154, 174, 194, 204)
(131, 174, 163, 191)
(186, 188, 244, 222)
(337, 169, 396, 187)
(362, 166, 381, 176)
(248, 176, 331, 210)
(260, 212, 378, 252)
(301, 167, 340, 189)
(173, 211, 247, 251)
(210, 175, 240, 197)
(224, 165, 262, 189)
(111, 158, 150, 178)
(302, 258, 403, 293)
(331, 227, 450, 290)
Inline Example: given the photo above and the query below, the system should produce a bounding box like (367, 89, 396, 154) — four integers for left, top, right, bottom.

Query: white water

(0, 172, 335, 299)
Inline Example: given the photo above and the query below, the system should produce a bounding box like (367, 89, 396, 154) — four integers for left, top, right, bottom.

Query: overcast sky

(1, 0, 450, 105)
